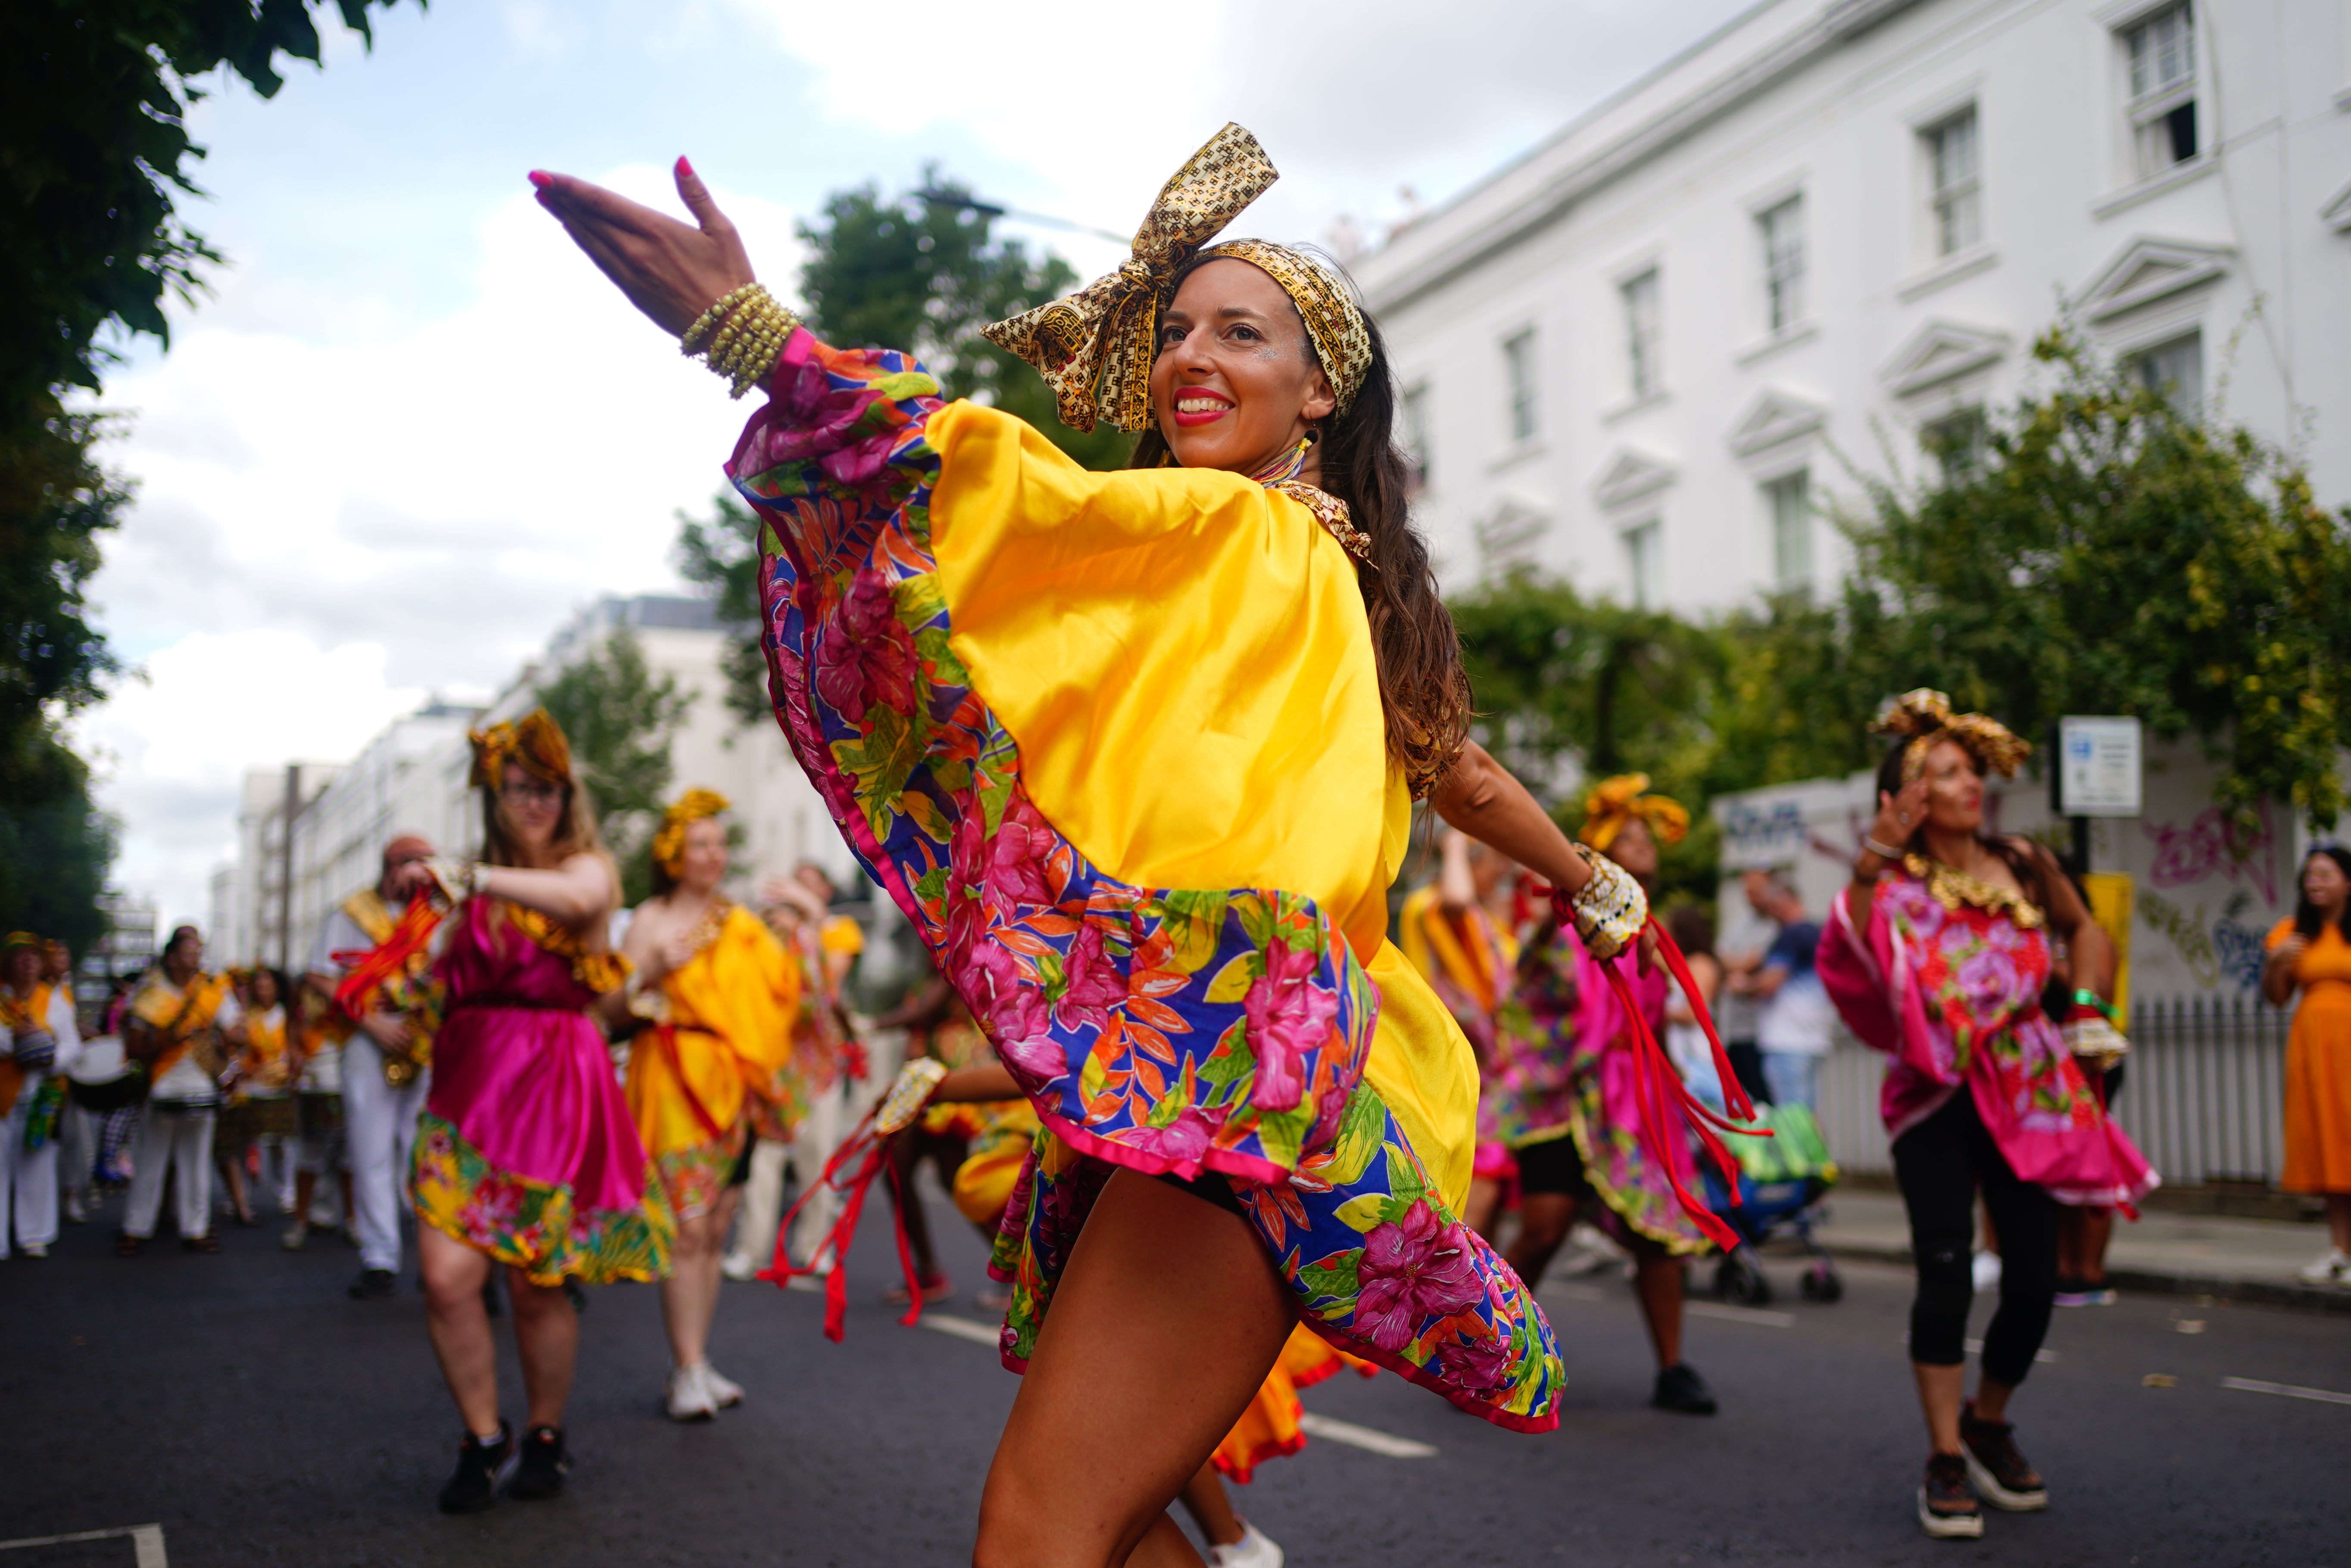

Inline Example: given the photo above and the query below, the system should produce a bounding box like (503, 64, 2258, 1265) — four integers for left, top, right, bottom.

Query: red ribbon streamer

(331, 895, 446, 1023)
(761, 1105, 927, 1341)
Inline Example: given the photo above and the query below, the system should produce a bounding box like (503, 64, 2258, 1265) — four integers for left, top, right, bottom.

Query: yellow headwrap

(2, 931, 41, 954)
(1578, 774, 1690, 853)
(980, 123, 1373, 434)
(1870, 689, 2031, 783)
(468, 708, 573, 790)
(652, 789, 731, 877)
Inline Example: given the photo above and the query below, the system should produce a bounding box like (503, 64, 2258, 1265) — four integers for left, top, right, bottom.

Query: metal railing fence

(1812, 995, 2293, 1188)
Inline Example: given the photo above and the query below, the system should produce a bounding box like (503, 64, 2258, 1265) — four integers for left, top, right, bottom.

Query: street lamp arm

(914, 187, 1128, 246)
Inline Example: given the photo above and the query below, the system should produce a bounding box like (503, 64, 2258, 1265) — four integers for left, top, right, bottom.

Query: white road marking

(1687, 1301, 1795, 1328)
(2221, 1376, 2351, 1407)
(1962, 1337, 2058, 1363)
(0, 1525, 167, 1565)
(1297, 1412, 1438, 1458)
(922, 1313, 1003, 1347)
(922, 1313, 1437, 1459)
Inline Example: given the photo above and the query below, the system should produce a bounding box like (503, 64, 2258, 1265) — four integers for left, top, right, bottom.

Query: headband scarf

(1578, 774, 1690, 854)
(980, 123, 1372, 435)
(652, 789, 731, 877)
(468, 708, 573, 791)
(1870, 688, 2031, 782)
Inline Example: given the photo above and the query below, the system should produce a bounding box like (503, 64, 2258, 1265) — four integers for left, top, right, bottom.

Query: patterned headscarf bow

(1578, 774, 1690, 853)
(981, 124, 1371, 435)
(468, 708, 573, 790)
(1869, 688, 2031, 782)
(652, 789, 730, 877)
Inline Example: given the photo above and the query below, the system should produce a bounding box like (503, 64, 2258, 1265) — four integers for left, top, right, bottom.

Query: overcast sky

(70, 0, 1765, 929)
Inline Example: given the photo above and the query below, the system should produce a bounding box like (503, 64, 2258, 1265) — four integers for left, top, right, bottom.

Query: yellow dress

(730, 330, 1560, 1430)
(625, 901, 804, 1220)
(2270, 918, 2351, 1193)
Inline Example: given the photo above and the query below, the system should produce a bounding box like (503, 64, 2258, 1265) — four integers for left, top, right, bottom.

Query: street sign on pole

(2056, 716, 2142, 818)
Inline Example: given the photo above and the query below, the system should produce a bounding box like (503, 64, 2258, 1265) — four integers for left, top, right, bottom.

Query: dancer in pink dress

(409, 710, 675, 1513)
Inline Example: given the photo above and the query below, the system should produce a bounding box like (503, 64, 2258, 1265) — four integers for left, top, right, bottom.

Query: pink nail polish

(677, 156, 695, 180)
(527, 170, 553, 190)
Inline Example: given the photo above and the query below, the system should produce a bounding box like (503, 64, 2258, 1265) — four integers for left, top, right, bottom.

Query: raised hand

(531, 157, 755, 336)
(1868, 775, 1932, 855)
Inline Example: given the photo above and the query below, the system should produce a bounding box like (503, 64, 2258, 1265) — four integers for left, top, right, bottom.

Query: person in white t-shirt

(120, 927, 234, 1252)
(3, 931, 84, 1258)
(1732, 869, 1833, 1109)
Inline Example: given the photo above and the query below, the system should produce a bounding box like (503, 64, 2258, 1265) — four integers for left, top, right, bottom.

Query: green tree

(798, 174, 1133, 473)
(535, 627, 694, 903)
(672, 491, 769, 727)
(1818, 329, 2351, 831)
(1, 409, 126, 799)
(0, 735, 119, 954)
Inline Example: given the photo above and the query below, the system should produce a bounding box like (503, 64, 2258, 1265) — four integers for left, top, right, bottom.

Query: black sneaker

(509, 1425, 570, 1500)
(1651, 1362, 1718, 1415)
(437, 1424, 515, 1514)
(348, 1267, 398, 1300)
(1961, 1401, 2049, 1510)
(1919, 1451, 1983, 1538)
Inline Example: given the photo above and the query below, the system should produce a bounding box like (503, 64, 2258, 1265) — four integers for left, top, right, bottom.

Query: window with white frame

(1758, 197, 1805, 334)
(1401, 383, 1432, 492)
(1502, 331, 1539, 444)
(2133, 331, 2203, 421)
(1765, 470, 1812, 588)
(1923, 408, 1989, 482)
(1923, 108, 1981, 258)
(2123, 4, 2198, 177)
(1622, 520, 1661, 608)
(1621, 270, 1660, 398)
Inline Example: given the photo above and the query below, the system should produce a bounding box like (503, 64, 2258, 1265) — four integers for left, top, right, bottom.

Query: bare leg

(219, 1145, 252, 1223)
(1174, 1463, 1243, 1549)
(1463, 1176, 1503, 1241)
(892, 1131, 943, 1283)
(1915, 1360, 1964, 1454)
(419, 1224, 500, 1433)
(973, 1169, 1294, 1568)
(1503, 1192, 1578, 1288)
(661, 1193, 739, 1369)
(2328, 1192, 2351, 1254)
(1628, 1242, 1684, 1369)
(290, 1168, 317, 1233)
(507, 1263, 580, 1430)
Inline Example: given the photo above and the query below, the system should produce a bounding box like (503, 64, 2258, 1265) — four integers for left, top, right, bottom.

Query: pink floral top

(1819, 862, 2156, 1206)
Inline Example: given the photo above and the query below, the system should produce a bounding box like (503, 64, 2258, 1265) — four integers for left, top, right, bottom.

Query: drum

(66, 1035, 147, 1113)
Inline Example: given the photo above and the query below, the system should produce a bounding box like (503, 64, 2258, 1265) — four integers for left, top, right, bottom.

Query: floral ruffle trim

(655, 1126, 747, 1222)
(411, 1112, 674, 1286)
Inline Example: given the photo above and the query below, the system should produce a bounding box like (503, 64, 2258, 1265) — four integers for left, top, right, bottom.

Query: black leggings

(1892, 1089, 2060, 1387)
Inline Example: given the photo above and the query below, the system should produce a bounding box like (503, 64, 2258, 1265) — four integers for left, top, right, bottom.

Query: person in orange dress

(2264, 845, 2351, 1285)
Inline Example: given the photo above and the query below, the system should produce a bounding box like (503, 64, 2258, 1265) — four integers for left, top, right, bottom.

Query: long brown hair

(478, 768, 609, 871)
(1129, 259, 1471, 796)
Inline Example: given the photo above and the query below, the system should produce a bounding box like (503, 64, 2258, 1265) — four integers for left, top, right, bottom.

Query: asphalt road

(4, 1182, 2346, 1568)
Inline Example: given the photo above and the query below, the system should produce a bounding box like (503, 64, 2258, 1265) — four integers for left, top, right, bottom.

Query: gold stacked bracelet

(1558, 845, 1649, 960)
(679, 282, 801, 399)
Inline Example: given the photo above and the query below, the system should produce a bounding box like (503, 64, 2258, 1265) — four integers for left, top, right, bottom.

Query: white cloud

(78, 164, 808, 923)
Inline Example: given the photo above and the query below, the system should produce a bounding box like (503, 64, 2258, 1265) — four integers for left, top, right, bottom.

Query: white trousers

(58, 1102, 94, 1197)
(2, 1092, 62, 1254)
(341, 1037, 430, 1272)
(125, 1104, 216, 1240)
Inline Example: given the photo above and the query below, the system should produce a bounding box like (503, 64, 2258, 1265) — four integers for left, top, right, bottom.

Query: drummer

(3, 931, 84, 1259)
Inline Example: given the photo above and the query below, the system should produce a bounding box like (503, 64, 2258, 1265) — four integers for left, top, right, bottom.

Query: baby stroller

(1702, 1101, 1842, 1306)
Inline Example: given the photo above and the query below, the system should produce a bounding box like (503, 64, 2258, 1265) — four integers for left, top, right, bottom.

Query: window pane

(2136, 332, 2203, 421)
(1767, 472, 1812, 586)
(1503, 332, 1537, 443)
(1760, 197, 1805, 333)
(1927, 111, 1981, 257)
(1621, 271, 1659, 397)
(2130, 6, 2195, 100)
(1623, 521, 1660, 608)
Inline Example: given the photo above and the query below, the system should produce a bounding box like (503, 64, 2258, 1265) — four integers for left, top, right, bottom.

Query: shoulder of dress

(2264, 916, 2298, 946)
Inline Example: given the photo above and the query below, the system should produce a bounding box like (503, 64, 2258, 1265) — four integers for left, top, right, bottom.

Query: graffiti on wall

(2142, 802, 2278, 906)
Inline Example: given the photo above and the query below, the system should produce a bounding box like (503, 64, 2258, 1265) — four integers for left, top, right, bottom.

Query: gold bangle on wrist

(1862, 836, 1905, 862)
(677, 283, 803, 399)
(1558, 845, 1649, 960)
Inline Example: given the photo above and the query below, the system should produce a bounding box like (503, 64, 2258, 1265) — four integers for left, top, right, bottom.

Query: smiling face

(1918, 739, 1986, 834)
(3, 948, 38, 990)
(497, 762, 565, 858)
(1149, 258, 1335, 477)
(249, 969, 280, 1010)
(2304, 852, 2350, 913)
(678, 818, 729, 896)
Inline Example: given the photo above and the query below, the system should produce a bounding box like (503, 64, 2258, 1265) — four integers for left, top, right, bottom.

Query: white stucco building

(1356, 0, 2350, 608)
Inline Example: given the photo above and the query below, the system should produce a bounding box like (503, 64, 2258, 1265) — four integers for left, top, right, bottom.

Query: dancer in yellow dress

(541, 126, 1689, 1565)
(607, 790, 804, 1420)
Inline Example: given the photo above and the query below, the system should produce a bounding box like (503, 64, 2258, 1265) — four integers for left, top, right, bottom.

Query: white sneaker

(1971, 1251, 2003, 1293)
(20, 1242, 47, 1258)
(667, 1363, 718, 1422)
(719, 1252, 758, 1282)
(702, 1364, 745, 1407)
(784, 1271, 828, 1294)
(63, 1192, 87, 1223)
(2297, 1248, 2349, 1285)
(1209, 1520, 1283, 1568)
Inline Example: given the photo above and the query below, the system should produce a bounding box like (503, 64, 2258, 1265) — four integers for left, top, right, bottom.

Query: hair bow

(1869, 688, 2031, 782)
(1578, 773, 1690, 852)
(468, 708, 573, 790)
(652, 789, 731, 876)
